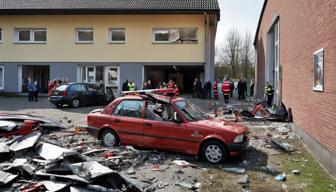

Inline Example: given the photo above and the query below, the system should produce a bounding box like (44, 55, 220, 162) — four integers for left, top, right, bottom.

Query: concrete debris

(176, 181, 201, 190)
(0, 121, 17, 131)
(69, 161, 114, 179)
(223, 167, 246, 174)
(238, 174, 249, 184)
(271, 139, 294, 152)
(40, 180, 69, 192)
(173, 160, 197, 168)
(9, 131, 41, 152)
(37, 142, 73, 160)
(0, 170, 18, 186)
(291, 170, 300, 175)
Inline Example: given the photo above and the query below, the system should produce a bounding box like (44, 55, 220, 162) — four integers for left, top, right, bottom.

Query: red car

(86, 93, 249, 164)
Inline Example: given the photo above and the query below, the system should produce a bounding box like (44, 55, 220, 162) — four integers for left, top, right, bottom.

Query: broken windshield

(175, 100, 206, 121)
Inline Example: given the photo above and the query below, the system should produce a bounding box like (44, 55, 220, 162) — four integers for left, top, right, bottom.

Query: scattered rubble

(223, 167, 246, 174)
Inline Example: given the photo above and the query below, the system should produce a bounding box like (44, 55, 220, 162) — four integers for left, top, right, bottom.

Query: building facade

(0, 0, 219, 94)
(254, 0, 336, 176)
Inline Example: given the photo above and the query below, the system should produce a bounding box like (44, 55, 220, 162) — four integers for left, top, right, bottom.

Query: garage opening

(144, 65, 204, 93)
(22, 65, 50, 93)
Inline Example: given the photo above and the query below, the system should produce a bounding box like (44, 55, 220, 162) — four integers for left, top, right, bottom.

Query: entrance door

(105, 67, 119, 93)
(86, 66, 95, 84)
(21, 65, 50, 93)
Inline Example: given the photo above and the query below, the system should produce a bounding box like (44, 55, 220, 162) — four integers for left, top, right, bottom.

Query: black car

(49, 83, 115, 108)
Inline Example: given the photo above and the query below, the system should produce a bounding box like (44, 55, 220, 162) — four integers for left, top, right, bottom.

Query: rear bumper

(84, 126, 100, 139)
(49, 96, 69, 105)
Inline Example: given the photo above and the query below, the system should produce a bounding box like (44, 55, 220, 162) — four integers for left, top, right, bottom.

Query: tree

(240, 31, 253, 79)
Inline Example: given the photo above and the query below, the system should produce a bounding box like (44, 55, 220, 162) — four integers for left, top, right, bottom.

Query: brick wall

(255, 0, 336, 152)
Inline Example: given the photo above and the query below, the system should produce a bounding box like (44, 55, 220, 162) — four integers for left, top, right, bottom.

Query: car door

(143, 102, 176, 150)
(86, 84, 99, 105)
(111, 99, 144, 146)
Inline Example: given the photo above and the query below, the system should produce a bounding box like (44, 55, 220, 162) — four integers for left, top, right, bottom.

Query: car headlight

(234, 134, 244, 143)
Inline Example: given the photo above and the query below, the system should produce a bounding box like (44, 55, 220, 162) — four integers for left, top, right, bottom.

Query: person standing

(33, 81, 39, 102)
(28, 80, 34, 102)
(202, 81, 208, 99)
(192, 78, 198, 98)
(197, 79, 202, 98)
(221, 78, 231, 103)
(206, 80, 212, 99)
(128, 80, 136, 91)
(242, 78, 247, 99)
(230, 79, 234, 98)
(250, 79, 255, 97)
(48, 80, 54, 95)
(237, 79, 244, 100)
(122, 79, 129, 91)
(213, 80, 218, 100)
(265, 81, 274, 107)
(147, 80, 152, 90)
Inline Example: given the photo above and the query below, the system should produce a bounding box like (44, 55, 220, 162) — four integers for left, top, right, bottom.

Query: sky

(215, 0, 265, 47)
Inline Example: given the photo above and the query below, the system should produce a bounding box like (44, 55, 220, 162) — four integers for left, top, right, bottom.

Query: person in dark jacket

(202, 81, 207, 99)
(122, 79, 129, 92)
(33, 81, 39, 102)
(192, 78, 198, 98)
(230, 79, 234, 97)
(242, 78, 247, 99)
(196, 79, 202, 98)
(237, 79, 244, 100)
(250, 79, 255, 97)
(206, 80, 212, 99)
(28, 80, 34, 102)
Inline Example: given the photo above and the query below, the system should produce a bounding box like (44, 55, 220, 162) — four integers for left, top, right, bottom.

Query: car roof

(120, 93, 184, 103)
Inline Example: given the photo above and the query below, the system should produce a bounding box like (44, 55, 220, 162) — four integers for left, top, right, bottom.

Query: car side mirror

(173, 112, 181, 124)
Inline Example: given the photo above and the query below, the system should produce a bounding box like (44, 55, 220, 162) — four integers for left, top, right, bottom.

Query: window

(109, 28, 125, 43)
(69, 84, 86, 92)
(113, 100, 144, 118)
(15, 28, 47, 43)
(313, 49, 324, 91)
(0, 66, 4, 90)
(76, 28, 93, 43)
(0, 28, 2, 42)
(153, 28, 198, 44)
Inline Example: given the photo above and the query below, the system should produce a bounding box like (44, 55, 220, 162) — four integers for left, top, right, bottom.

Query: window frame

(75, 28, 94, 44)
(15, 28, 47, 44)
(0, 28, 2, 43)
(313, 48, 324, 92)
(0, 66, 4, 90)
(109, 28, 126, 44)
(152, 28, 198, 44)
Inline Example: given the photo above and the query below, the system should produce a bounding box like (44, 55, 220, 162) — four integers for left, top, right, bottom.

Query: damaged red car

(86, 92, 249, 164)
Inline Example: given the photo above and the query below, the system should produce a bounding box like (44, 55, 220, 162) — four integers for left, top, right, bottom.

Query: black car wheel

(201, 140, 227, 164)
(71, 98, 81, 108)
(101, 129, 119, 147)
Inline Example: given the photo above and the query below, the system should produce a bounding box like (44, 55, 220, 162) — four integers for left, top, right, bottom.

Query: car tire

(71, 98, 81, 108)
(101, 129, 119, 147)
(201, 140, 227, 164)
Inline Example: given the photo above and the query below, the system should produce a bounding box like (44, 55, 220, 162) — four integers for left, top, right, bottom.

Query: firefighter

(264, 81, 274, 107)
(128, 81, 136, 91)
(222, 78, 231, 104)
(213, 80, 219, 100)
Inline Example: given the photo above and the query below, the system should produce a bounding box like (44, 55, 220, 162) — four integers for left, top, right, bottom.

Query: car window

(55, 85, 68, 91)
(145, 101, 175, 122)
(113, 100, 144, 118)
(87, 84, 98, 92)
(69, 84, 85, 92)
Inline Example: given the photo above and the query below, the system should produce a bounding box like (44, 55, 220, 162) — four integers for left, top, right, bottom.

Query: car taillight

(62, 91, 68, 96)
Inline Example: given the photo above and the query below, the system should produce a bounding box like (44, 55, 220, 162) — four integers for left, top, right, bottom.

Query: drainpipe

(204, 13, 211, 82)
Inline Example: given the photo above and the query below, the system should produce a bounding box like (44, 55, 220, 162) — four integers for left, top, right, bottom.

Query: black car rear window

(55, 85, 68, 91)
(69, 84, 85, 92)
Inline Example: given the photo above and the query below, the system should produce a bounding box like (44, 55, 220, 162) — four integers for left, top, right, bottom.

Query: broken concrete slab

(238, 174, 249, 184)
(0, 121, 17, 131)
(223, 167, 246, 174)
(35, 170, 89, 184)
(36, 142, 73, 160)
(69, 161, 114, 179)
(40, 180, 69, 192)
(0, 170, 18, 186)
(271, 138, 294, 152)
(9, 131, 41, 152)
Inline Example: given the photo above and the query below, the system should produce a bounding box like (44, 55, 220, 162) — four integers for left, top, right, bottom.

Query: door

(86, 66, 96, 84)
(111, 100, 144, 146)
(105, 66, 119, 93)
(143, 102, 183, 150)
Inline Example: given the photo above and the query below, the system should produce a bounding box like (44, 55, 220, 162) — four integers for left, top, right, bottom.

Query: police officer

(128, 80, 136, 91)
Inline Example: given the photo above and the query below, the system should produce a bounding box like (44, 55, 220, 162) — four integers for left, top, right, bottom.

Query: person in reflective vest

(264, 81, 274, 107)
(128, 81, 136, 91)
(213, 80, 219, 100)
(222, 78, 231, 104)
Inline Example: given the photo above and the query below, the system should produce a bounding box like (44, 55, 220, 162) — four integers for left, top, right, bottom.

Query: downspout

(204, 13, 210, 82)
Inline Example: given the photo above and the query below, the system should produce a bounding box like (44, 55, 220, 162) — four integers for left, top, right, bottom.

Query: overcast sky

(216, 0, 265, 47)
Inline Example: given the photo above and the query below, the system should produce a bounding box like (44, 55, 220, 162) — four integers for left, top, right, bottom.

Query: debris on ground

(238, 174, 249, 184)
(275, 173, 287, 181)
(223, 167, 246, 174)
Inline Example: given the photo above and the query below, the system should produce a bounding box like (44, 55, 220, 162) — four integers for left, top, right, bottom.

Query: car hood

(190, 119, 247, 134)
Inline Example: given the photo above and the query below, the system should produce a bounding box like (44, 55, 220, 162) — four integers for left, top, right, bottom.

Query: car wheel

(202, 140, 227, 164)
(71, 98, 80, 108)
(101, 129, 119, 147)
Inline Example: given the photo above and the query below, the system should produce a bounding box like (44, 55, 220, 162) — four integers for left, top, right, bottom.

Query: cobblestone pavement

(0, 94, 256, 127)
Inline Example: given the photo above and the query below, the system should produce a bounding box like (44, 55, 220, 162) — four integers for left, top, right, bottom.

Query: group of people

(121, 79, 137, 92)
(48, 78, 70, 95)
(27, 80, 39, 102)
(192, 79, 212, 99)
(122, 79, 180, 96)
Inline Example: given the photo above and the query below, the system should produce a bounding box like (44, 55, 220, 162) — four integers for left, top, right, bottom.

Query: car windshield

(55, 85, 68, 91)
(175, 100, 207, 121)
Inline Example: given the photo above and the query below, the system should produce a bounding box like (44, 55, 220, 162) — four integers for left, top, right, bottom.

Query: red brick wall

(255, 0, 336, 151)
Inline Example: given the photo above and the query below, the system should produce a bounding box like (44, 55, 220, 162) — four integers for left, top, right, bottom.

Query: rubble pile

(0, 128, 203, 192)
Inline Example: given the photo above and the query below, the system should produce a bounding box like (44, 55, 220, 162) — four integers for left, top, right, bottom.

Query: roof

(0, 0, 220, 17)
(253, 0, 268, 46)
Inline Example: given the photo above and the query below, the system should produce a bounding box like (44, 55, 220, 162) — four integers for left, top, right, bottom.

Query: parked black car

(49, 83, 115, 108)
